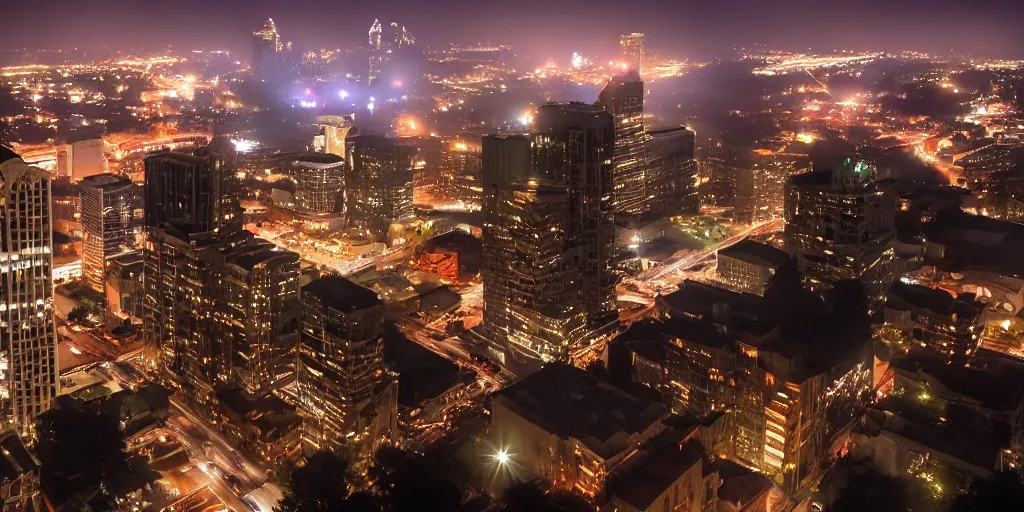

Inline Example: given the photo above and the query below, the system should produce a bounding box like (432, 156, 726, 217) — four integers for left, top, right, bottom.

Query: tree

(498, 482, 592, 512)
(830, 469, 910, 512)
(370, 446, 464, 512)
(36, 405, 154, 506)
(951, 471, 1024, 511)
(276, 451, 379, 512)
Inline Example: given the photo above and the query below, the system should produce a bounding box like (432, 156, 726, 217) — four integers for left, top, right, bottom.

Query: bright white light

(518, 114, 532, 126)
(367, 102, 375, 112)
(571, 52, 583, 69)
(369, 96, 376, 102)
(338, 90, 349, 99)
(496, 450, 510, 464)
(231, 139, 256, 153)
(299, 100, 317, 108)
(69, 345, 82, 355)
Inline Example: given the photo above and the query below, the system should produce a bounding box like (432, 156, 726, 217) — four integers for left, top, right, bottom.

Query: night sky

(5, 0, 1024, 60)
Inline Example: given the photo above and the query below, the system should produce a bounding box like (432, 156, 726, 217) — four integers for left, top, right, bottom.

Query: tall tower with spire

(253, 18, 282, 81)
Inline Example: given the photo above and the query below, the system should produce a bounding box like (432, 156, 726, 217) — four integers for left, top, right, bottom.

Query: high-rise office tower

(534, 103, 617, 334)
(0, 147, 57, 435)
(253, 18, 282, 80)
(142, 142, 247, 392)
(440, 141, 482, 209)
(784, 158, 896, 309)
(218, 240, 300, 397)
(296, 276, 397, 470)
(481, 135, 533, 364)
(482, 105, 616, 366)
(646, 126, 698, 218)
(502, 179, 586, 362)
(620, 32, 644, 73)
(80, 174, 134, 293)
(346, 135, 415, 237)
(597, 72, 646, 217)
(285, 153, 345, 215)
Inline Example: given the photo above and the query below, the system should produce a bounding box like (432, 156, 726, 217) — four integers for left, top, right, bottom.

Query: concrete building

(0, 148, 58, 436)
(80, 174, 134, 293)
(296, 276, 397, 471)
(716, 239, 793, 297)
(284, 153, 345, 215)
(491, 364, 667, 500)
(784, 158, 897, 309)
(882, 281, 984, 360)
(646, 127, 698, 219)
(69, 139, 107, 181)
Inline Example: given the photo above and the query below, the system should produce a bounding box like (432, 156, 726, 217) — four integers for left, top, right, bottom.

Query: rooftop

(224, 239, 299, 272)
(302, 275, 381, 313)
(607, 437, 704, 511)
(493, 364, 666, 459)
(718, 238, 792, 270)
(0, 429, 38, 482)
(0, 146, 19, 164)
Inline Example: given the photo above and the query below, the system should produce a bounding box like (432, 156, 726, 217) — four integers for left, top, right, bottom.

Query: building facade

(0, 148, 58, 436)
(346, 135, 415, 238)
(80, 174, 134, 293)
(646, 127, 698, 219)
(285, 153, 345, 215)
(296, 276, 397, 471)
(597, 73, 646, 217)
(620, 33, 644, 73)
(253, 18, 282, 81)
(783, 158, 897, 309)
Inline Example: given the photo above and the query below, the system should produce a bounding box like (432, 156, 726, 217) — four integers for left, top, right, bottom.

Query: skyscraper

(620, 32, 644, 73)
(142, 142, 247, 392)
(218, 240, 300, 397)
(0, 147, 57, 435)
(296, 276, 397, 470)
(783, 158, 897, 309)
(80, 174, 134, 293)
(346, 135, 415, 237)
(368, 19, 415, 85)
(481, 135, 533, 363)
(534, 103, 617, 334)
(597, 72, 646, 217)
(253, 18, 282, 81)
(646, 126, 698, 218)
(481, 106, 616, 366)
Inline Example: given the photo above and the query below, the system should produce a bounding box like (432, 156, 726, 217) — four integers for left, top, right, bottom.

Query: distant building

(80, 174, 134, 293)
(619, 33, 644, 73)
(105, 250, 143, 322)
(491, 364, 667, 499)
(0, 147, 58, 436)
(784, 158, 896, 309)
(252, 18, 282, 81)
(597, 73, 646, 217)
(716, 239, 793, 296)
(297, 276, 397, 471)
(439, 141, 482, 209)
(646, 126, 698, 219)
(751, 146, 810, 222)
(69, 139, 107, 181)
(346, 135, 415, 238)
(368, 19, 416, 85)
(317, 115, 355, 159)
(698, 140, 753, 220)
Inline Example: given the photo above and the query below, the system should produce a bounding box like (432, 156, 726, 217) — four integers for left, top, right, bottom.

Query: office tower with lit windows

(480, 135, 533, 363)
(783, 158, 897, 309)
(285, 153, 346, 215)
(317, 115, 356, 158)
(440, 140, 482, 208)
(503, 179, 586, 363)
(252, 18, 283, 80)
(0, 147, 57, 436)
(346, 135, 415, 237)
(296, 276, 397, 469)
(483, 106, 617, 366)
(620, 32, 644, 73)
(217, 240, 300, 397)
(80, 174, 134, 293)
(534, 103, 618, 334)
(142, 143, 246, 392)
(597, 72, 646, 217)
(646, 126, 698, 218)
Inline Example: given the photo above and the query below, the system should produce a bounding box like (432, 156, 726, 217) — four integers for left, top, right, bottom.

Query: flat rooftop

(302, 275, 381, 313)
(494, 364, 666, 459)
(718, 239, 792, 270)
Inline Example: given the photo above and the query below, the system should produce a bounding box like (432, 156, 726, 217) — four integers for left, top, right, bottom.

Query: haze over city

(1, 1, 1024, 511)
